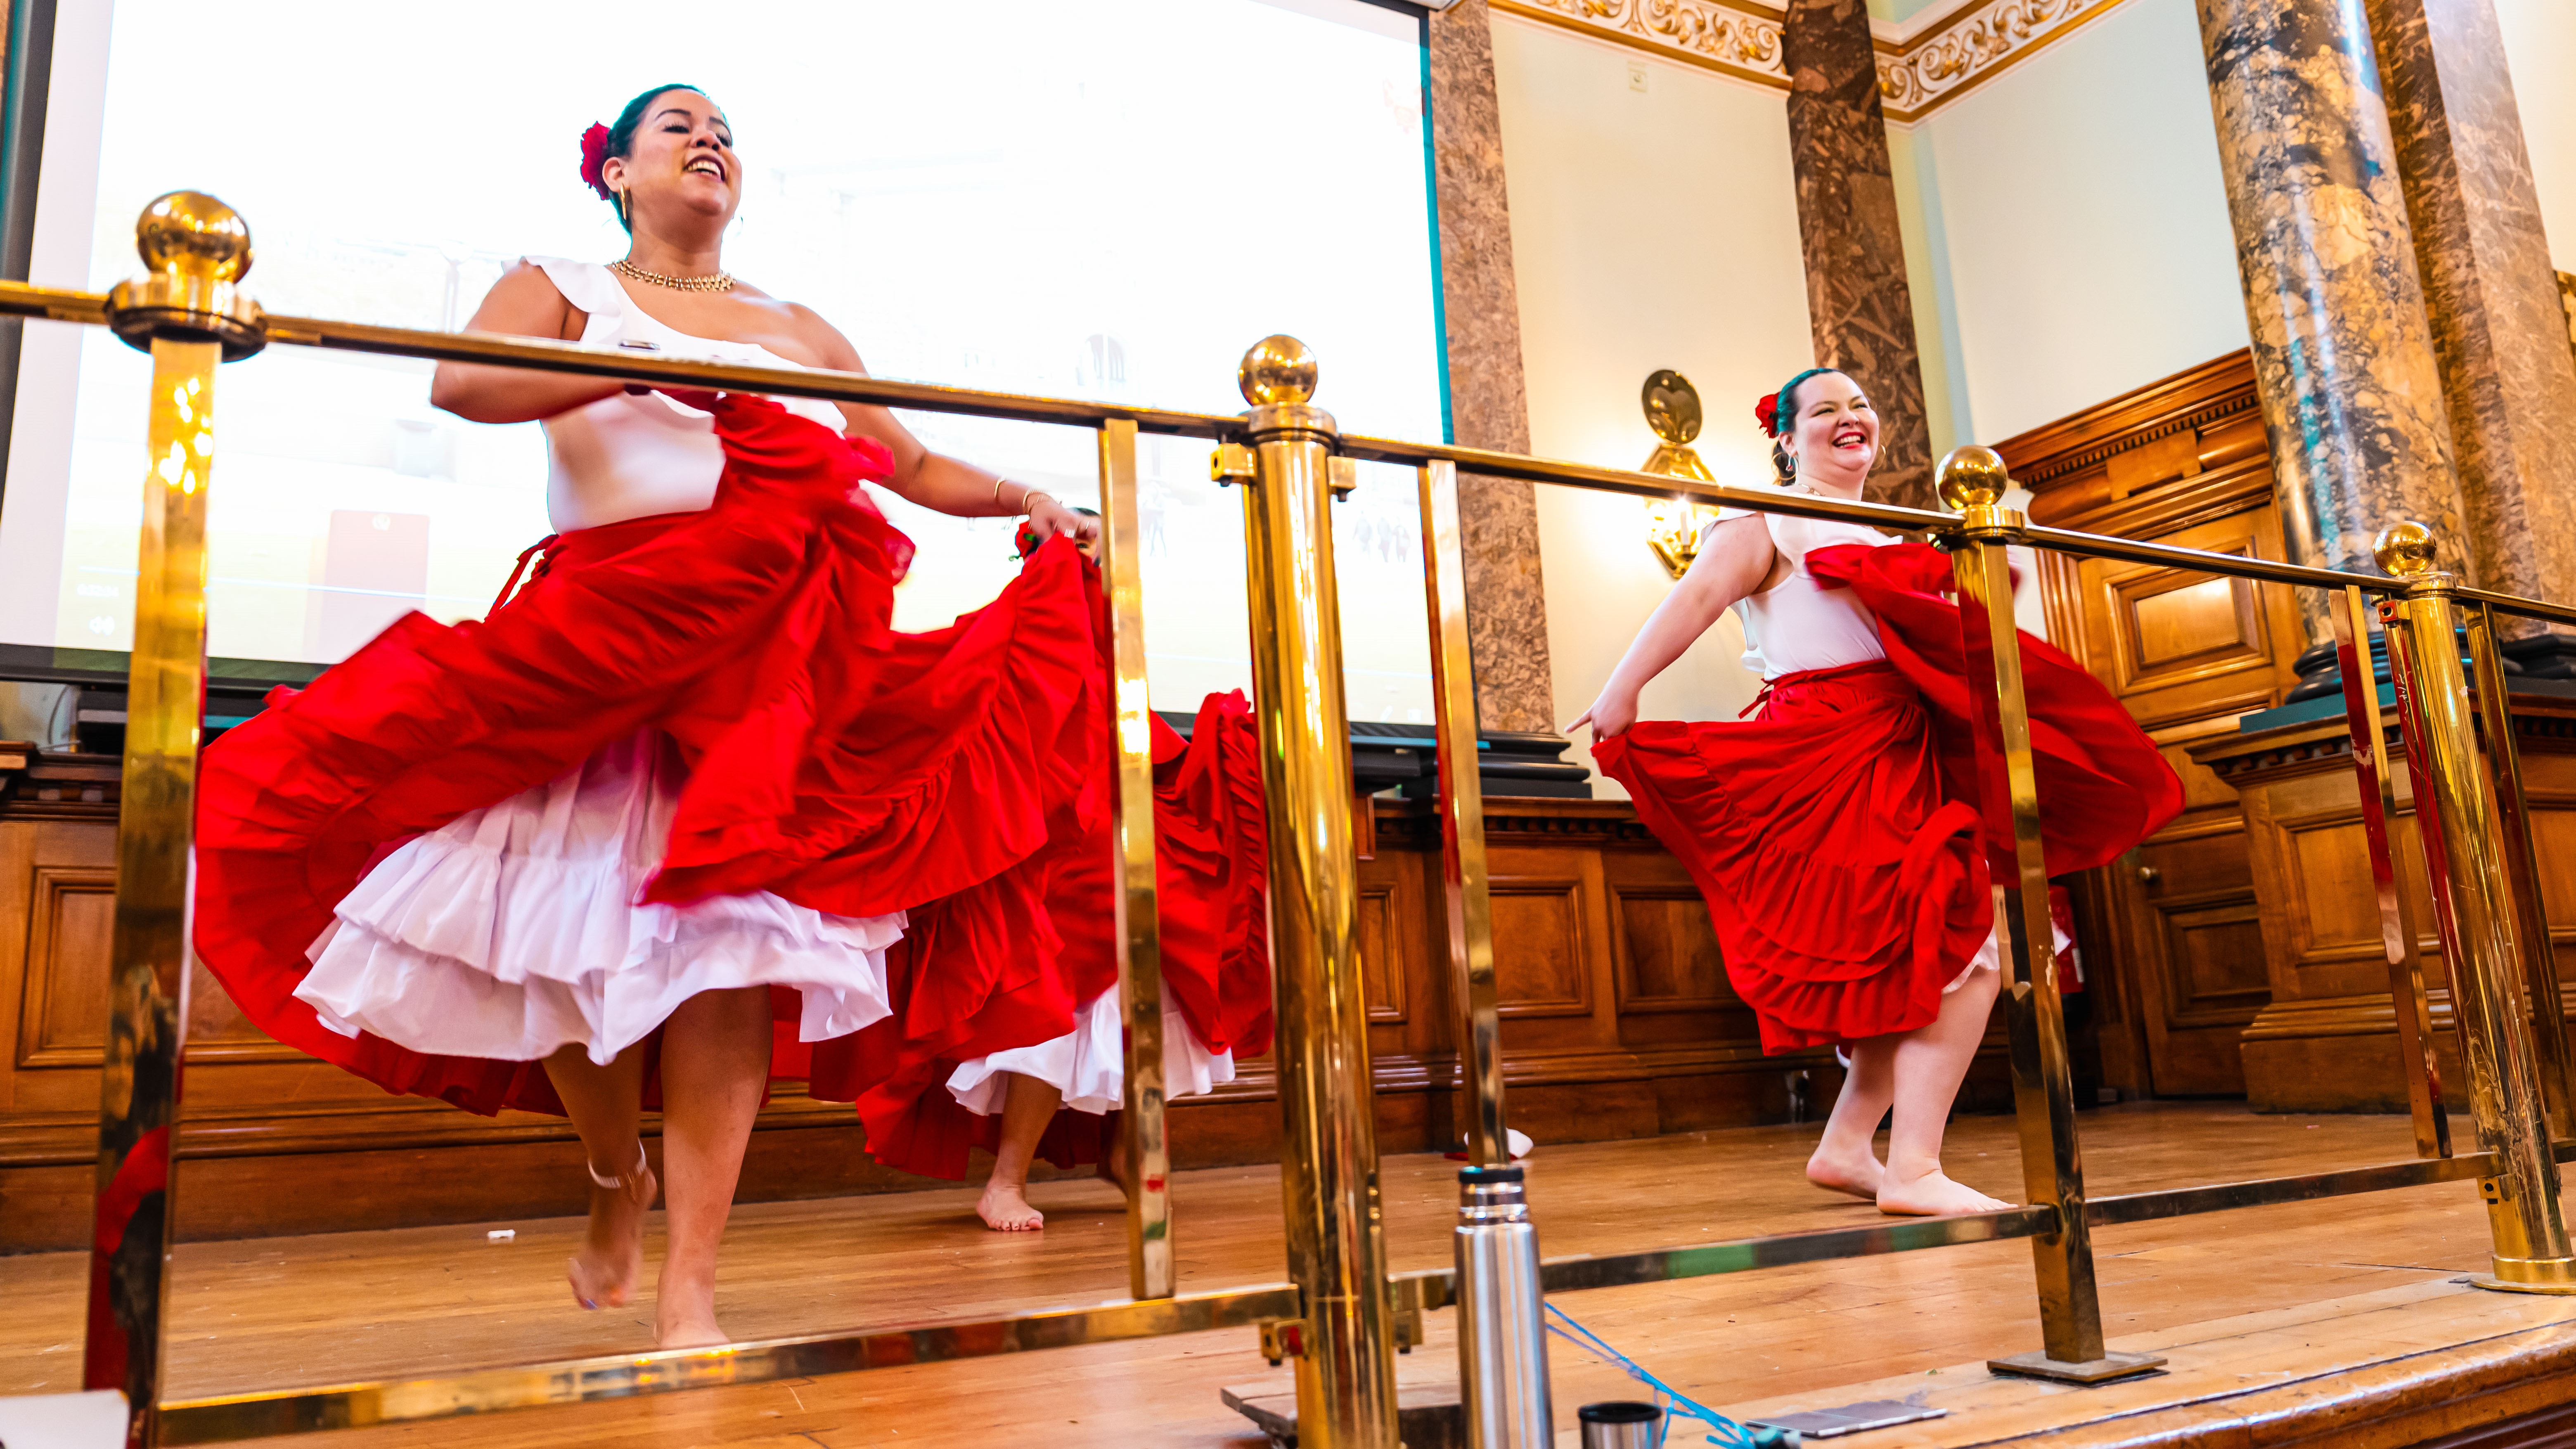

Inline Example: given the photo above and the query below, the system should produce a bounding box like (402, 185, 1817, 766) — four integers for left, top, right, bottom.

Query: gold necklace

(612, 258, 736, 293)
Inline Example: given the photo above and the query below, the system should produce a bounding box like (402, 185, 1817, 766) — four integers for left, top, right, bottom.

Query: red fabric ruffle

(1593, 541, 2180, 1053)
(1804, 542, 2184, 878)
(193, 392, 1107, 1121)
(950, 689, 1276, 1175)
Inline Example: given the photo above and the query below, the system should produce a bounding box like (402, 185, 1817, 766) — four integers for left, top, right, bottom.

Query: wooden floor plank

(0, 1103, 2500, 1447)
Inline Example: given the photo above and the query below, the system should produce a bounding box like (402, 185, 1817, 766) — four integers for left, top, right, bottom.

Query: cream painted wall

(2494, 0, 2576, 274)
(1900, 0, 2249, 443)
(1887, 123, 1974, 457)
(1489, 14, 1810, 792)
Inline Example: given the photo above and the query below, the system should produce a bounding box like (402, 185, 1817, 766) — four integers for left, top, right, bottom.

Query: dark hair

(1766, 366, 1845, 484)
(603, 84, 713, 233)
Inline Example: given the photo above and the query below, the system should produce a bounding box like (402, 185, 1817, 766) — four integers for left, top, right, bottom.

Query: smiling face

(1778, 370, 1878, 489)
(601, 89, 740, 234)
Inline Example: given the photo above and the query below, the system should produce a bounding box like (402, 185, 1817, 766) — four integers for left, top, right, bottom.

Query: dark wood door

(2009, 353, 2303, 1099)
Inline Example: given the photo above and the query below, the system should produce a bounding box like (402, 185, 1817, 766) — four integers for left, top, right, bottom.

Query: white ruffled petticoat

(296, 732, 906, 1065)
(946, 991, 1236, 1117)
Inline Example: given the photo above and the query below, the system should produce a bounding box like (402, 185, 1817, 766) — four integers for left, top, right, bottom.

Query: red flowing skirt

(923, 691, 1275, 1177)
(1592, 542, 2181, 1053)
(846, 689, 1277, 1179)
(193, 393, 1199, 1175)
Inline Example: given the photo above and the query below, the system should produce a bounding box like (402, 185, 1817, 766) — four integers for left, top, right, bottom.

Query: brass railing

(14, 192, 2576, 1448)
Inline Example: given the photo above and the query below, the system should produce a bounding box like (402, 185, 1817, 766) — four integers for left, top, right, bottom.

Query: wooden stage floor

(0, 1102, 2557, 1447)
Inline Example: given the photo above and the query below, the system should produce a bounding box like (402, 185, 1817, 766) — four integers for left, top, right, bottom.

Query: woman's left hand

(1024, 495, 1102, 549)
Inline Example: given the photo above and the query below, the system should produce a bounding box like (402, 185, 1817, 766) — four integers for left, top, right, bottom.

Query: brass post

(1233, 336, 1399, 1448)
(2463, 600, 2574, 1139)
(87, 192, 265, 1448)
(1939, 447, 2162, 1385)
(1416, 459, 1506, 1167)
(1098, 417, 1174, 1300)
(2377, 523, 2576, 1292)
(2330, 585, 2452, 1157)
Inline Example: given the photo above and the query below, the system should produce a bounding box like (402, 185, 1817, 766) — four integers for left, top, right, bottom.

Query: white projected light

(0, 0, 1445, 721)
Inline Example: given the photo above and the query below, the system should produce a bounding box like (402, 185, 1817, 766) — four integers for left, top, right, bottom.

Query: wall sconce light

(1639, 369, 1719, 579)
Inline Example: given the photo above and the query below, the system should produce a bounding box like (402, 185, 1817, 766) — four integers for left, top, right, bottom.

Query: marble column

(2195, 0, 2469, 616)
(1428, 0, 1555, 734)
(2365, 0, 2576, 663)
(1782, 0, 1937, 513)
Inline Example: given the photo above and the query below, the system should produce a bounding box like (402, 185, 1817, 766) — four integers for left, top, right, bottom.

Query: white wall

(1491, 16, 1810, 791)
(1487, 0, 2258, 794)
(1887, 123, 1974, 457)
(1901, 0, 2249, 443)
(2494, 0, 2576, 274)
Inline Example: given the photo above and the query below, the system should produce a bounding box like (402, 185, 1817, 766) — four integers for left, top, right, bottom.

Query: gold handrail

(147, 1139, 2551, 1444)
(19, 263, 2576, 625)
(41, 190, 2576, 1443)
(45, 264, 2576, 625)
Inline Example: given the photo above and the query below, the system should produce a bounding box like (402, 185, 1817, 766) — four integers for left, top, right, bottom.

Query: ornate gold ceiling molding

(1489, 0, 1791, 91)
(1487, 0, 2136, 123)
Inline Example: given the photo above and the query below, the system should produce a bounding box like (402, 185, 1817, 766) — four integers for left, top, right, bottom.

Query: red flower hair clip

(1753, 392, 1780, 436)
(578, 123, 613, 200)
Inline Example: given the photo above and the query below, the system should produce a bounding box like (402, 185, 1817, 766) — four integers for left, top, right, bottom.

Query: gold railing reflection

(17, 192, 2576, 1447)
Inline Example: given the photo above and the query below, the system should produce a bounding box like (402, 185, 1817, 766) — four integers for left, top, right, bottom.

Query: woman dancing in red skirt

(195, 85, 1127, 1346)
(947, 690, 1274, 1231)
(1571, 368, 2178, 1217)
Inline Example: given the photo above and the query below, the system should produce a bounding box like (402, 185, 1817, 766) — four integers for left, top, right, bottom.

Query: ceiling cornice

(1487, 0, 2137, 124)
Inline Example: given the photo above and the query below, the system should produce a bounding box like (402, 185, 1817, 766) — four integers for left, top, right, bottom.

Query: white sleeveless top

(529, 258, 848, 533)
(1708, 499, 1892, 679)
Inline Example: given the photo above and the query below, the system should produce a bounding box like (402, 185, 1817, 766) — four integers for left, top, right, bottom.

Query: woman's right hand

(1566, 686, 1639, 739)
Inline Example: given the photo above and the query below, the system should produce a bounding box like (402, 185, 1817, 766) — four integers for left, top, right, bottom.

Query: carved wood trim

(1603, 883, 1738, 1014)
(2004, 351, 2263, 491)
(1487, 876, 1593, 1018)
(17, 865, 114, 1068)
(1360, 884, 1409, 1024)
(1485, 0, 2137, 123)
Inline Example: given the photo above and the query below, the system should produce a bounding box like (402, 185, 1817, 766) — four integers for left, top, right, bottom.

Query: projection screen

(0, 0, 1447, 723)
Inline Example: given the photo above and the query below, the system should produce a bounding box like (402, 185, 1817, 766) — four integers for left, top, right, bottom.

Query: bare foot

(1805, 1141, 1885, 1201)
(657, 1314, 729, 1351)
(1876, 1166, 2013, 1217)
(566, 1153, 655, 1311)
(655, 1261, 729, 1350)
(1097, 1125, 1132, 1196)
(978, 1180, 1045, 1231)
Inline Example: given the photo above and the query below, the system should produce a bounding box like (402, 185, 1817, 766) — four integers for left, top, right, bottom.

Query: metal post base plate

(1986, 1350, 2166, 1385)
(2469, 1274, 2576, 1296)
(2471, 1250, 2576, 1295)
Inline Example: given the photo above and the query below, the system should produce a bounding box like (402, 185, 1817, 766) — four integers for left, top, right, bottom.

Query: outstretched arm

(429, 262, 627, 423)
(1567, 515, 1779, 738)
(791, 306, 1099, 547)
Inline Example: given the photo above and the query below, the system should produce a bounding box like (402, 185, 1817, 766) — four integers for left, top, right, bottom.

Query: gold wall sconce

(1639, 369, 1720, 579)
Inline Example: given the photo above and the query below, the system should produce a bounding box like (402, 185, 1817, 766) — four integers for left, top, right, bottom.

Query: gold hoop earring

(613, 187, 628, 227)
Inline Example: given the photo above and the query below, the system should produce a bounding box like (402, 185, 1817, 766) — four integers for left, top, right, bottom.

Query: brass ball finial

(1641, 370, 1702, 446)
(2374, 521, 2439, 578)
(1238, 335, 1317, 407)
(1935, 444, 2010, 511)
(135, 191, 252, 284)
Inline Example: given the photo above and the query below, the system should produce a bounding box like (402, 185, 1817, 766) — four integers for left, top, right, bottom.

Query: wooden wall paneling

(2006, 349, 2299, 1103)
(0, 822, 40, 1115)
(16, 863, 116, 1068)
(2197, 713, 2499, 1113)
(0, 781, 1886, 1250)
(1601, 847, 1750, 1047)
(1483, 848, 1598, 1037)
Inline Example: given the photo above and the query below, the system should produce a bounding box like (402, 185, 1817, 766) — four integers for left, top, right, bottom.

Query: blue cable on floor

(1544, 1303, 1797, 1449)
